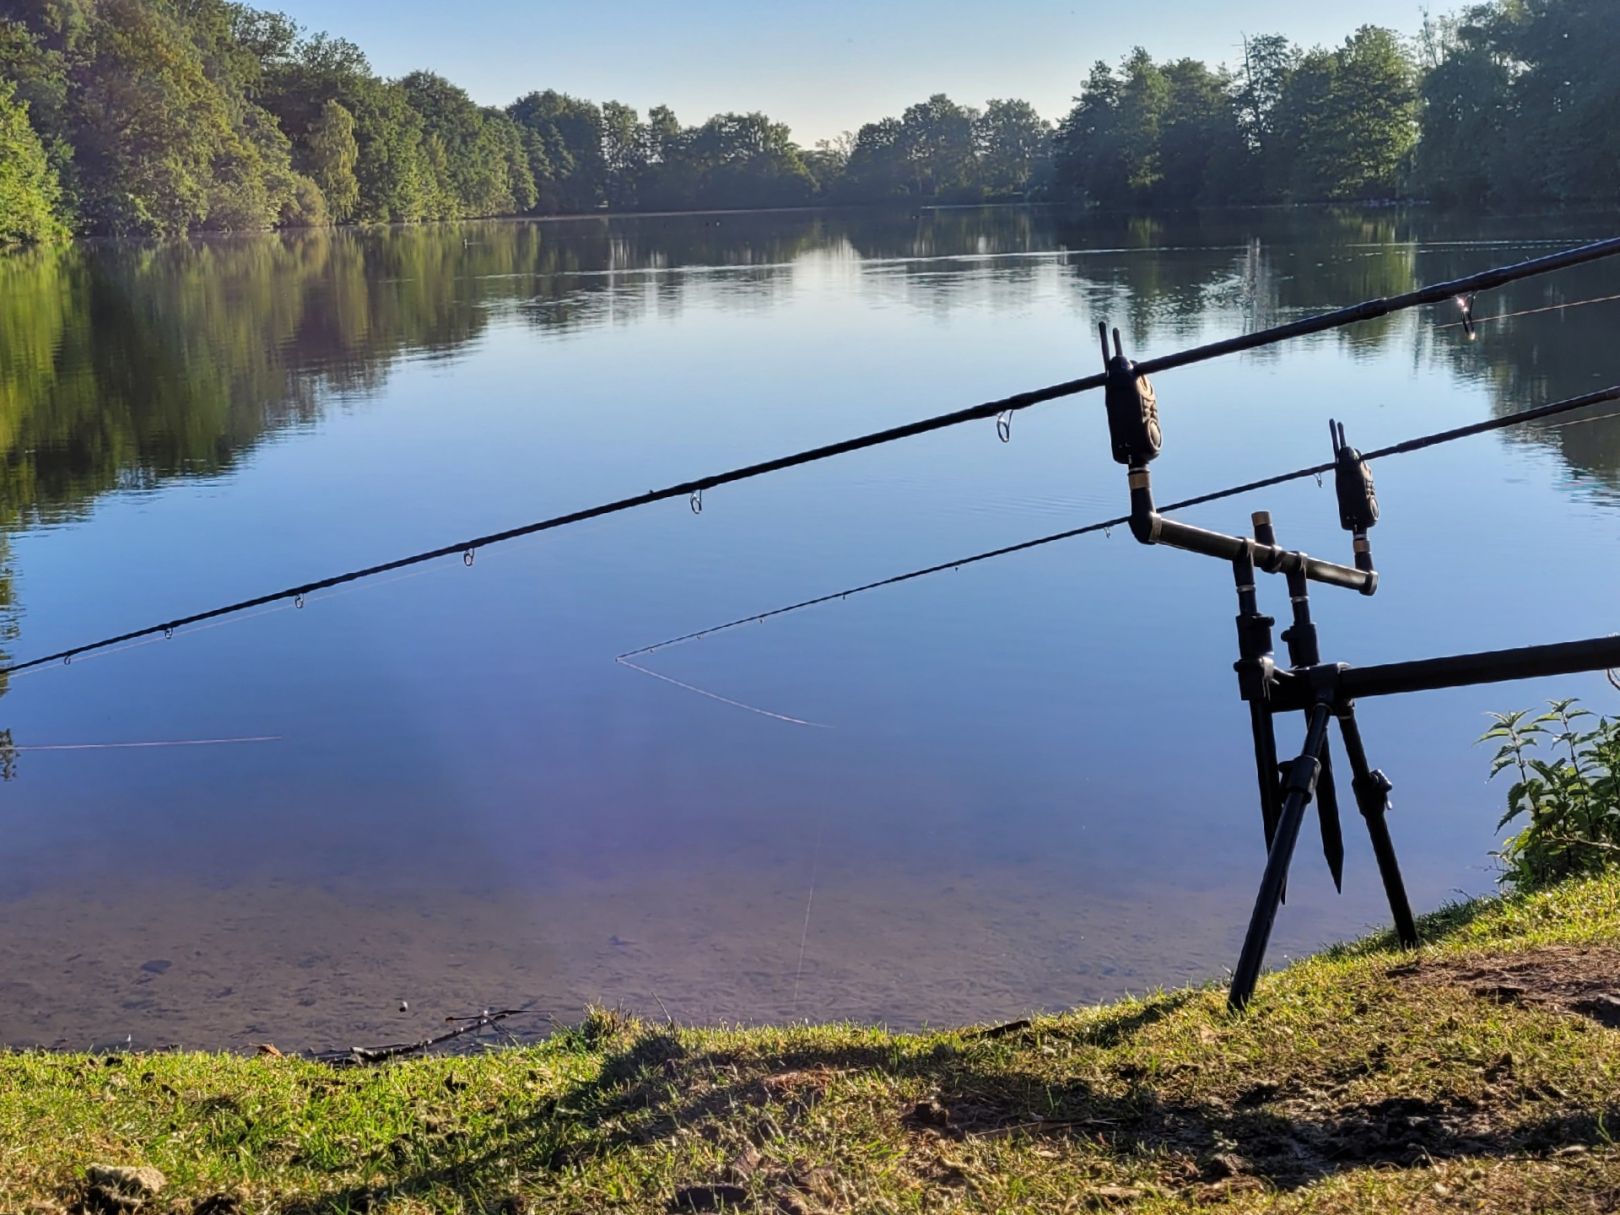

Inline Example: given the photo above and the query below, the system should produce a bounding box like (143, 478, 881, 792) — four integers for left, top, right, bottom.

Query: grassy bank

(5, 876, 1620, 1214)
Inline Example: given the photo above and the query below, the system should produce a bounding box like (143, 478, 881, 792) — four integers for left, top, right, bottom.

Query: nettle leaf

(1485, 694, 1620, 888)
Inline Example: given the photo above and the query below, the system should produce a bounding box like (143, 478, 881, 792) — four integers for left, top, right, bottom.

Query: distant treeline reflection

(0, 208, 1616, 685)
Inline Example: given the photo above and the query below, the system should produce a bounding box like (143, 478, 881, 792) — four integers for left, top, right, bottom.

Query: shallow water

(1, 207, 1617, 1050)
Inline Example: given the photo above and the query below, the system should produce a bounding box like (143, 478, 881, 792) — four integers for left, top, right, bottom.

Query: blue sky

(271, 0, 1430, 143)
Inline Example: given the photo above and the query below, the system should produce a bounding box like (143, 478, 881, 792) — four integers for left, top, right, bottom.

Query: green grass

(7, 874, 1620, 1213)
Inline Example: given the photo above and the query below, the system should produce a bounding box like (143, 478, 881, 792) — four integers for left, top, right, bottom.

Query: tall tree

(1054, 53, 1172, 209)
(1114, 49, 1169, 199)
(1273, 26, 1417, 200)
(684, 111, 815, 208)
(1053, 60, 1123, 206)
(1235, 34, 1298, 153)
(67, 0, 296, 233)
(1494, 0, 1620, 205)
(1413, 5, 1511, 207)
(802, 130, 853, 195)
(1158, 59, 1251, 205)
(599, 99, 645, 209)
(401, 70, 521, 217)
(898, 93, 978, 199)
(840, 117, 907, 201)
(0, 77, 65, 244)
(507, 90, 605, 212)
(974, 99, 1050, 198)
(304, 98, 359, 221)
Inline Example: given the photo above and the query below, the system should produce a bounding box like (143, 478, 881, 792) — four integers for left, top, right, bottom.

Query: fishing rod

(618, 383, 1620, 661)
(4, 236, 1618, 679)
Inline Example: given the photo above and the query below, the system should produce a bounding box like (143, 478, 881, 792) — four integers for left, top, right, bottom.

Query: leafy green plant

(1480, 697, 1620, 889)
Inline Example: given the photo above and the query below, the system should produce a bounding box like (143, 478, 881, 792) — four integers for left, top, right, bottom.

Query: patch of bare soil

(1391, 945, 1620, 1029)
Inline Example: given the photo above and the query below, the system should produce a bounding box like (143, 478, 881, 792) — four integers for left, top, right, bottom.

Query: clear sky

(269, 0, 1431, 145)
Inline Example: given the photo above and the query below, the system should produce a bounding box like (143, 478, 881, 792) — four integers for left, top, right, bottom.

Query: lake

(1, 206, 1617, 1052)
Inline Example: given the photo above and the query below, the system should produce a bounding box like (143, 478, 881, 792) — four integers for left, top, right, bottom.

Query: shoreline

(6, 871, 1619, 1212)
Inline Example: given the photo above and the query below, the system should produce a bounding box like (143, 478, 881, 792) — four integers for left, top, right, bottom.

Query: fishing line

(5, 238, 1616, 680)
(790, 812, 826, 1012)
(11, 736, 281, 752)
(1540, 408, 1620, 432)
(619, 383, 1620, 664)
(1435, 290, 1620, 330)
(614, 657, 829, 728)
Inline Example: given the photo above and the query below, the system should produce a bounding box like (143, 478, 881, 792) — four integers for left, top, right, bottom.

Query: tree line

(1, 0, 1616, 247)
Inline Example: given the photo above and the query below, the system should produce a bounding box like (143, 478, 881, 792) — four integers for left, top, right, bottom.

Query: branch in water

(311, 1008, 530, 1067)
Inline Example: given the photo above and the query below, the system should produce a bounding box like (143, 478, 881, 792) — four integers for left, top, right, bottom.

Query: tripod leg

(1317, 750, 1346, 892)
(1229, 700, 1334, 1011)
(1274, 559, 1344, 893)
(1336, 703, 1419, 949)
(1249, 701, 1282, 851)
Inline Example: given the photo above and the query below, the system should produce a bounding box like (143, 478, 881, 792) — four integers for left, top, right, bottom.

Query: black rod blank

(1340, 635, 1620, 699)
(1138, 236, 1620, 380)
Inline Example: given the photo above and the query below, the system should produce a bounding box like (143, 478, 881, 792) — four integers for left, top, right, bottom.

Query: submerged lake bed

(1, 207, 1617, 1051)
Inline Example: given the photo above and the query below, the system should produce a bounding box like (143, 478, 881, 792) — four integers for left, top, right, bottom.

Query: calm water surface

(1, 207, 1617, 1050)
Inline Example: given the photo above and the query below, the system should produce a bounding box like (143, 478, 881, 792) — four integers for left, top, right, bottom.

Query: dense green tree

(347, 80, 429, 222)
(637, 105, 701, 209)
(0, 16, 71, 180)
(507, 89, 605, 212)
(1460, 0, 1620, 207)
(1272, 27, 1418, 200)
(646, 104, 682, 163)
(802, 131, 853, 194)
(258, 33, 424, 223)
(0, 77, 65, 245)
(1413, 7, 1511, 207)
(599, 100, 646, 209)
(1052, 30, 1420, 208)
(400, 71, 525, 218)
(1235, 33, 1299, 168)
(840, 117, 908, 201)
(257, 31, 370, 149)
(487, 109, 538, 213)
(1158, 59, 1251, 205)
(974, 100, 1050, 199)
(686, 111, 815, 208)
(835, 94, 1050, 203)
(0, 0, 94, 55)
(1114, 50, 1169, 198)
(897, 93, 978, 199)
(305, 98, 360, 221)
(1054, 54, 1173, 208)
(66, 0, 295, 233)
(1053, 61, 1120, 206)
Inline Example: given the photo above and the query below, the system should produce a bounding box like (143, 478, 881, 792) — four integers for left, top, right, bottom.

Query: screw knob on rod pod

(1101, 323, 1162, 467)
